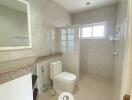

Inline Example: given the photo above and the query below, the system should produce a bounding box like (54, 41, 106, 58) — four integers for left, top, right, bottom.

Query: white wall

(0, 0, 71, 62)
(72, 5, 117, 78)
(80, 39, 114, 78)
(122, 0, 132, 96)
(113, 0, 128, 100)
(0, 74, 33, 100)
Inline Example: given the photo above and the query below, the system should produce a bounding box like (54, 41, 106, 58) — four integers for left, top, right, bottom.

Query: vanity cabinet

(32, 65, 39, 100)
(32, 75, 38, 100)
(0, 74, 33, 100)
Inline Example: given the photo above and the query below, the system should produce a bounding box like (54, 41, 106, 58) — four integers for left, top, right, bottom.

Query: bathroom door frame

(120, 0, 132, 99)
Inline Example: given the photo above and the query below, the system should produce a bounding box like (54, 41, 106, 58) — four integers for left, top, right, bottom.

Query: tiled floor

(38, 73, 113, 100)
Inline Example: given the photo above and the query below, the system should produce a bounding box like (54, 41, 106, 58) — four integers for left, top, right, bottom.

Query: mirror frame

(0, 0, 32, 51)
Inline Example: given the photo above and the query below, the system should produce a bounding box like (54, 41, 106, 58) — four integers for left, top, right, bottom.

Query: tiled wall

(113, 0, 128, 100)
(0, 0, 71, 62)
(80, 39, 114, 78)
(72, 4, 117, 78)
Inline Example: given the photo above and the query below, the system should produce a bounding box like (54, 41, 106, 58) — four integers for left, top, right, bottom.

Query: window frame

(80, 22, 107, 39)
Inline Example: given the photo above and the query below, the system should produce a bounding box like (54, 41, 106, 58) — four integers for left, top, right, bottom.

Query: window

(61, 27, 75, 53)
(82, 26, 92, 38)
(80, 22, 106, 39)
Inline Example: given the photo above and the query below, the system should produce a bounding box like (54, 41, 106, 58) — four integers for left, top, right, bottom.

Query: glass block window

(61, 27, 75, 53)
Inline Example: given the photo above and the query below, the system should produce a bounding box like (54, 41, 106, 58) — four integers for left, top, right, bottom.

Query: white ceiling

(53, 0, 118, 13)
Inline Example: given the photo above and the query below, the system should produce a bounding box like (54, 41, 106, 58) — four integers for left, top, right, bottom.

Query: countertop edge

(0, 52, 62, 85)
(0, 64, 34, 85)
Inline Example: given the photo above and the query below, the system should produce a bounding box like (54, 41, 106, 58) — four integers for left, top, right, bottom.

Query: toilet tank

(50, 61, 62, 79)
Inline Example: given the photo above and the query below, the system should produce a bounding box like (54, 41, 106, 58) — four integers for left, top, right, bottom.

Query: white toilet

(50, 60, 76, 93)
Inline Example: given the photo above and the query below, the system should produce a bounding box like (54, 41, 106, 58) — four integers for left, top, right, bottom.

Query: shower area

(71, 1, 128, 100)
(76, 6, 116, 99)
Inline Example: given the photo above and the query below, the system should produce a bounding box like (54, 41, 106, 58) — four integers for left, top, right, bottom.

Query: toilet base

(53, 83, 75, 94)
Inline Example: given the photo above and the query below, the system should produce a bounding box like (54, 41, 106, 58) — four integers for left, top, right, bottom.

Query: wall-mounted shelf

(16, 36, 29, 38)
(36, 52, 62, 62)
(112, 52, 120, 56)
(109, 36, 118, 41)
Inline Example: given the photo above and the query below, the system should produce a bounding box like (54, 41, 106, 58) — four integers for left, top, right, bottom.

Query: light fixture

(86, 2, 91, 5)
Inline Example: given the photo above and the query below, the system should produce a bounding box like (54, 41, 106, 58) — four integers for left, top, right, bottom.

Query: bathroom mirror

(0, 0, 32, 51)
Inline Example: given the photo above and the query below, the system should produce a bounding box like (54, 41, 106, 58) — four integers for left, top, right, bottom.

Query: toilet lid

(57, 72, 76, 81)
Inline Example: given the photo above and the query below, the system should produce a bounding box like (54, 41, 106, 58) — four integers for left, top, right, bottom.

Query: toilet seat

(56, 72, 76, 81)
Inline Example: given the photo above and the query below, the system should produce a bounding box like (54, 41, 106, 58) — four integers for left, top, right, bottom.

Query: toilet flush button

(58, 92, 74, 100)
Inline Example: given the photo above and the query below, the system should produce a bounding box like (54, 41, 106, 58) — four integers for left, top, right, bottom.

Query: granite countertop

(0, 64, 34, 84)
(0, 52, 62, 85)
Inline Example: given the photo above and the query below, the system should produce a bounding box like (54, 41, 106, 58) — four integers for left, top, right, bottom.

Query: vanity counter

(0, 52, 62, 85)
(0, 63, 34, 84)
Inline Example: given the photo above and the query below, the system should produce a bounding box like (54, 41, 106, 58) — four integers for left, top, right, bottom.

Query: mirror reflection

(0, 0, 30, 48)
